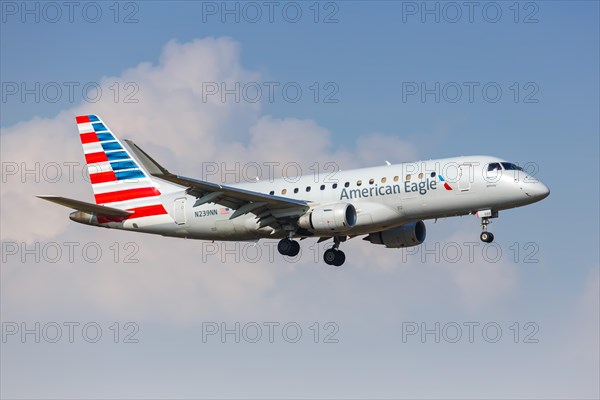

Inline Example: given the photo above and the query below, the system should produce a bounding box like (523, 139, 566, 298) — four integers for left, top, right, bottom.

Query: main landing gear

(277, 238, 300, 257)
(323, 236, 345, 267)
(277, 236, 346, 266)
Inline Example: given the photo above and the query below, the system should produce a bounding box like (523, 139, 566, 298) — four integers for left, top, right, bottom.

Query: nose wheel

(480, 231, 494, 243)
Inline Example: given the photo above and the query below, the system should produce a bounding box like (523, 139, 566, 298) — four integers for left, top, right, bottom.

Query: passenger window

(394, 176, 399, 182)
(430, 172, 436, 178)
(405, 174, 411, 180)
(381, 177, 387, 183)
(269, 190, 274, 195)
(282, 189, 287, 195)
(418, 173, 424, 179)
(306, 186, 311, 192)
(357, 180, 362, 186)
(294, 188, 299, 194)
(333, 183, 338, 189)
(320, 184, 325, 190)
(344, 182, 350, 188)
(369, 178, 374, 184)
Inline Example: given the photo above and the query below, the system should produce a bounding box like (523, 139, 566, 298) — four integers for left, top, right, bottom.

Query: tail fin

(76, 114, 168, 218)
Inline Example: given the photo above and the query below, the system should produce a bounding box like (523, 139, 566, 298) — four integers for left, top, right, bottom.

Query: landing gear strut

(323, 236, 346, 267)
(277, 237, 300, 257)
(479, 217, 494, 243)
(476, 210, 498, 243)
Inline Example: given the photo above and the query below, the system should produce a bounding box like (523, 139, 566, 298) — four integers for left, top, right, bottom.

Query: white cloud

(1, 37, 417, 243)
(564, 268, 600, 364)
(1, 36, 520, 325)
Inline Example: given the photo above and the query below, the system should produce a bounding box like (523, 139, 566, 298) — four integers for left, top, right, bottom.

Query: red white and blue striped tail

(76, 114, 168, 220)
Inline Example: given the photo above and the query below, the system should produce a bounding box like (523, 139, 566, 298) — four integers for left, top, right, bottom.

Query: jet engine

(298, 203, 357, 233)
(363, 221, 426, 248)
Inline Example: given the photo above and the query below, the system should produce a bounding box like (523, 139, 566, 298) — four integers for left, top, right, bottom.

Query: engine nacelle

(298, 203, 357, 233)
(364, 221, 426, 248)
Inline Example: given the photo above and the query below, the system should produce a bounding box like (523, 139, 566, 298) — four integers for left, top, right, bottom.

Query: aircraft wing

(124, 140, 310, 230)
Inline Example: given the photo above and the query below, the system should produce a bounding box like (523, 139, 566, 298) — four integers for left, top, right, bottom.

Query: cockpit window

(501, 162, 523, 171)
(487, 163, 502, 172)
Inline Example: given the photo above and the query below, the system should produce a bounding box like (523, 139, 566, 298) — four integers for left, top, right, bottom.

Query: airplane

(38, 114, 550, 266)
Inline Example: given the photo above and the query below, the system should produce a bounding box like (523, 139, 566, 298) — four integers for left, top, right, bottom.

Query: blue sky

(1, 1, 599, 399)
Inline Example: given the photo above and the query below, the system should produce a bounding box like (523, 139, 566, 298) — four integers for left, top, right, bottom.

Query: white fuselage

(99, 155, 549, 241)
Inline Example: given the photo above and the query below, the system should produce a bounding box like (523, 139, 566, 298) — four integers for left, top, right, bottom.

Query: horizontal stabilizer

(37, 195, 133, 217)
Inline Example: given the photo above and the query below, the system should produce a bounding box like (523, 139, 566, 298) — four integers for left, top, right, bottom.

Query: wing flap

(124, 140, 309, 224)
(167, 174, 307, 208)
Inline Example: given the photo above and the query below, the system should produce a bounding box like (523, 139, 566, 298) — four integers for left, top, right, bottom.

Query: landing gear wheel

(278, 239, 300, 256)
(323, 249, 337, 265)
(332, 250, 346, 267)
(323, 236, 346, 266)
(480, 232, 494, 243)
(324, 249, 345, 266)
(287, 240, 300, 257)
(277, 239, 292, 255)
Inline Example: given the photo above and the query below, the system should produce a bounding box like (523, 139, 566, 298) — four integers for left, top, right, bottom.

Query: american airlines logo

(340, 175, 452, 200)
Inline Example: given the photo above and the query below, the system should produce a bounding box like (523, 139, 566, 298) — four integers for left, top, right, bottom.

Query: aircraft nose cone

(523, 181, 550, 200)
(537, 182, 550, 199)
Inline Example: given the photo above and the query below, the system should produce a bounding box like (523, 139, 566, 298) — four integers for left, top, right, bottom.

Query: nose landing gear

(477, 210, 498, 243)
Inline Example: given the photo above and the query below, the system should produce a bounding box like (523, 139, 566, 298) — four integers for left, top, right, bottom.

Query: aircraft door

(173, 198, 187, 225)
(458, 164, 471, 192)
